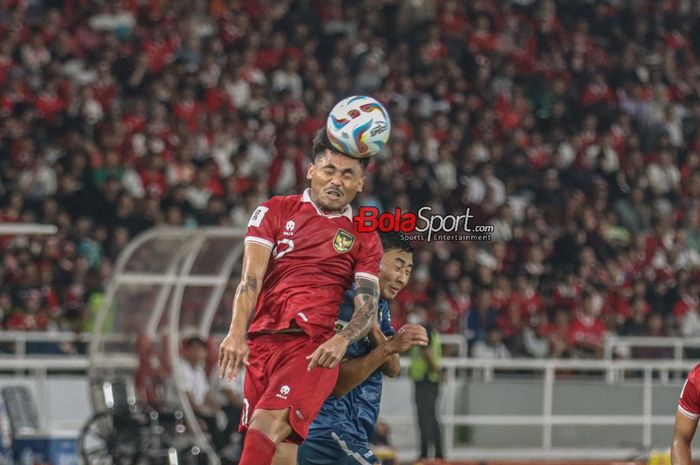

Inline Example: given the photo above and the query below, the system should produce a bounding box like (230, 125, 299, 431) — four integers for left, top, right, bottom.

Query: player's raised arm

(673, 371, 700, 465)
(306, 275, 379, 371)
(370, 323, 400, 377)
(377, 324, 428, 377)
(332, 323, 427, 397)
(344, 274, 381, 341)
(672, 409, 697, 465)
(218, 242, 271, 381)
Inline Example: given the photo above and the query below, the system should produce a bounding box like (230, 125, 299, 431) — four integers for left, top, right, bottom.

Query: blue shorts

(298, 434, 379, 465)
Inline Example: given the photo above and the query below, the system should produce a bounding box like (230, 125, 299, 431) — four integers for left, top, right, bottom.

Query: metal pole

(642, 367, 653, 449)
(167, 236, 221, 465)
(542, 365, 555, 450)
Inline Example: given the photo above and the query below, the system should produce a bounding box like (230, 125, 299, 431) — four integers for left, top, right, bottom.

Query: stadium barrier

(604, 336, 700, 360)
(0, 332, 133, 359)
(1, 333, 698, 462)
(384, 357, 694, 461)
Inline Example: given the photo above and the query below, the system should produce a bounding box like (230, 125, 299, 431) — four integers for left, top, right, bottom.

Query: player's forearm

(671, 435, 692, 465)
(339, 277, 379, 343)
(332, 341, 394, 397)
(371, 327, 400, 377)
(229, 275, 261, 334)
(381, 352, 400, 378)
(227, 244, 271, 335)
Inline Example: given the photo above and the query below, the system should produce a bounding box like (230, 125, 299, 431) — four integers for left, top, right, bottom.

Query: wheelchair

(80, 332, 209, 465)
(79, 379, 203, 465)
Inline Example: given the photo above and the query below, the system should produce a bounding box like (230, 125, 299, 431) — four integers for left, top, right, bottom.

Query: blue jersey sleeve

(379, 300, 394, 337)
(337, 288, 355, 326)
(307, 298, 392, 446)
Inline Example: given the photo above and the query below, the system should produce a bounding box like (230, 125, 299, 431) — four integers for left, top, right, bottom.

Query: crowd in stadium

(1, 0, 700, 359)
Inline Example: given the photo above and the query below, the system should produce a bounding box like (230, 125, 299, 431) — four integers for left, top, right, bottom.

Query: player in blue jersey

(295, 232, 428, 465)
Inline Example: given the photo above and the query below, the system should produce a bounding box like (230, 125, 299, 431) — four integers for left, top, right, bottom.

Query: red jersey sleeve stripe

(245, 236, 274, 249)
(678, 405, 700, 419)
(355, 272, 379, 283)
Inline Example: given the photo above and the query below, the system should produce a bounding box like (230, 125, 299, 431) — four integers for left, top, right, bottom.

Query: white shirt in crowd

(647, 162, 680, 195)
(471, 341, 511, 359)
(179, 357, 209, 405)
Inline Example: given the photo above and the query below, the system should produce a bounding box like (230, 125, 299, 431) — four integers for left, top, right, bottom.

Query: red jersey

(245, 189, 382, 339)
(568, 314, 607, 347)
(679, 364, 700, 420)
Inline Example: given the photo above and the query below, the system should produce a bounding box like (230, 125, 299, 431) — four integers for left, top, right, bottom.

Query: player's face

(379, 249, 413, 301)
(307, 150, 365, 212)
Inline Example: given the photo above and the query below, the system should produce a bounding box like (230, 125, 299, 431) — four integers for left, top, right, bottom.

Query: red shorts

(239, 332, 338, 444)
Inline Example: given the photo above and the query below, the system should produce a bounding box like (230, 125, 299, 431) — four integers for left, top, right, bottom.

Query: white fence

(1, 332, 697, 461)
(0, 331, 134, 358)
(7, 332, 700, 362)
(381, 357, 695, 460)
(604, 335, 700, 360)
(0, 338, 137, 434)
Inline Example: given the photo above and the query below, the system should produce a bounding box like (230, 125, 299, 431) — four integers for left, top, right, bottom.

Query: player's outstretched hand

(307, 334, 349, 371)
(218, 332, 249, 381)
(388, 324, 429, 353)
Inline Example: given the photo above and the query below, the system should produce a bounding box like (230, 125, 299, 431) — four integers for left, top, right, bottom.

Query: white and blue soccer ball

(326, 95, 391, 159)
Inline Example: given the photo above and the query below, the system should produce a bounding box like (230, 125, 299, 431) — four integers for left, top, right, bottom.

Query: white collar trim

(302, 188, 353, 220)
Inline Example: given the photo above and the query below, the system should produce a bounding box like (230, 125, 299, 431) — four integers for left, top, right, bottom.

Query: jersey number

(272, 239, 294, 259)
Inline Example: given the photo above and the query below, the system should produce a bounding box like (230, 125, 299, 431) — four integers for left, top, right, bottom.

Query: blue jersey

(306, 288, 394, 445)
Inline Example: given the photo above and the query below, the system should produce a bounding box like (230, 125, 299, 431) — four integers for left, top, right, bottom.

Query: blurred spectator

(408, 308, 444, 461)
(0, 0, 699, 363)
(472, 327, 511, 359)
(463, 289, 500, 348)
(633, 313, 674, 359)
(568, 291, 607, 359)
(179, 335, 235, 453)
(620, 297, 652, 336)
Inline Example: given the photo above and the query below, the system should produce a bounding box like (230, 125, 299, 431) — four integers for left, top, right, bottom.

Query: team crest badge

(333, 229, 355, 253)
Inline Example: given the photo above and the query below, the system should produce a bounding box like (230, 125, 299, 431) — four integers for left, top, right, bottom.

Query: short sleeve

(354, 231, 382, 283)
(380, 301, 395, 337)
(679, 370, 700, 419)
(244, 198, 282, 250)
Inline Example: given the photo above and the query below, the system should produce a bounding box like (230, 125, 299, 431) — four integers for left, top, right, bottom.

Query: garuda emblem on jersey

(333, 229, 355, 253)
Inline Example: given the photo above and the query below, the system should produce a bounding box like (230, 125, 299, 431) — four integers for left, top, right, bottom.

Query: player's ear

(357, 175, 365, 193)
(306, 163, 315, 180)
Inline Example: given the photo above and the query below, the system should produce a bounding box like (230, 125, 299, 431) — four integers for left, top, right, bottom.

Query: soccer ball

(326, 95, 391, 159)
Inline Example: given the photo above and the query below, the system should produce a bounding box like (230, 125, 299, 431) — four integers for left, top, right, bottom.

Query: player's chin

(321, 192, 347, 209)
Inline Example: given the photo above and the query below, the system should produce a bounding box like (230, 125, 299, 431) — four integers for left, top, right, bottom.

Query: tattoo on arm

(236, 276, 258, 295)
(232, 276, 258, 317)
(340, 277, 379, 343)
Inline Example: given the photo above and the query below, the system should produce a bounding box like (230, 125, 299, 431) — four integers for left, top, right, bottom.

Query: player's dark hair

(380, 231, 413, 254)
(312, 127, 370, 170)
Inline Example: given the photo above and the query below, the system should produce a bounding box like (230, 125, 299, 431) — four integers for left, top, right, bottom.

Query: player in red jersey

(217, 129, 382, 465)
(672, 363, 700, 464)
